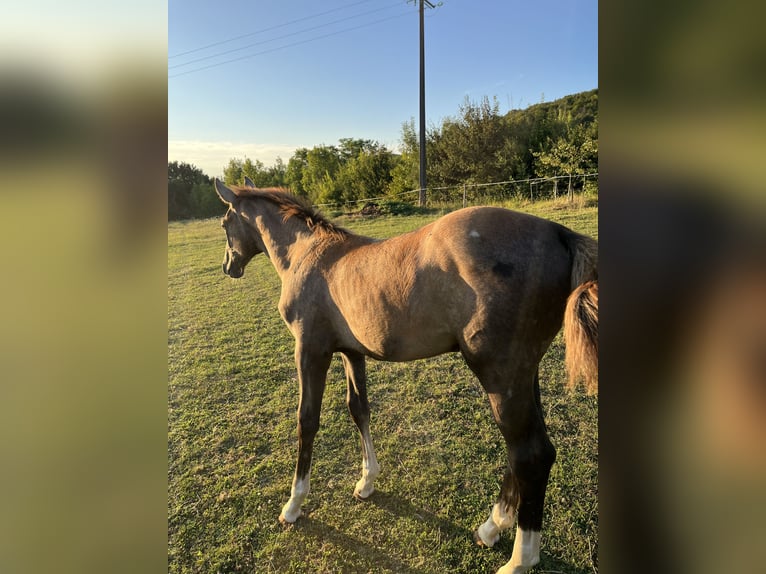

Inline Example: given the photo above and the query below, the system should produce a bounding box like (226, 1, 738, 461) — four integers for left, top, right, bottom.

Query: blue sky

(169, 0, 597, 178)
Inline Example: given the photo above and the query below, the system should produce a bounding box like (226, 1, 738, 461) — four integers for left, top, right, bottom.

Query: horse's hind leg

(341, 352, 380, 499)
(279, 343, 331, 524)
(474, 370, 556, 574)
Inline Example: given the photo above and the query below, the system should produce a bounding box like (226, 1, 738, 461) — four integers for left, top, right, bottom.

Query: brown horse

(214, 178, 598, 574)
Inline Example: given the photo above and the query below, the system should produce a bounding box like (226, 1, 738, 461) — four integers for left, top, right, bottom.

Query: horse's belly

(347, 319, 458, 362)
(388, 334, 458, 361)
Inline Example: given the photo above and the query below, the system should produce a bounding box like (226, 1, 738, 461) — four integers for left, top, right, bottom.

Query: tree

(222, 158, 245, 186)
(222, 156, 286, 188)
(190, 182, 224, 218)
(168, 161, 212, 220)
(267, 157, 287, 187)
(428, 96, 507, 186)
(387, 119, 419, 196)
(337, 138, 376, 162)
(533, 122, 598, 200)
(242, 158, 267, 186)
(335, 145, 395, 202)
(497, 88, 598, 183)
(286, 148, 309, 197)
(301, 145, 342, 203)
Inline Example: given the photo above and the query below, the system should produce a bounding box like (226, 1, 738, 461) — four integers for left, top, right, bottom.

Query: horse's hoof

(278, 511, 302, 526)
(353, 491, 372, 501)
(353, 480, 375, 500)
(473, 528, 498, 548)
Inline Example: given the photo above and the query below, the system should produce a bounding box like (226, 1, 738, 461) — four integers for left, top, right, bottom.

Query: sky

(169, 0, 597, 178)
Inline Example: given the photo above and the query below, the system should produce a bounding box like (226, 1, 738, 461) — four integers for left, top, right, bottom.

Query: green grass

(169, 197, 598, 574)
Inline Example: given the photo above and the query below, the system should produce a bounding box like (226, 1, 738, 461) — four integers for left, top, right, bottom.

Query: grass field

(168, 197, 598, 574)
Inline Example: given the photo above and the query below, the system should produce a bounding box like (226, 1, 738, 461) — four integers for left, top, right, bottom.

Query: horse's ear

(243, 176, 256, 188)
(214, 178, 238, 205)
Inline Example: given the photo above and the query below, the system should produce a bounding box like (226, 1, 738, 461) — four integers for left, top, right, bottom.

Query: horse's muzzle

(223, 251, 244, 278)
(226, 264, 244, 278)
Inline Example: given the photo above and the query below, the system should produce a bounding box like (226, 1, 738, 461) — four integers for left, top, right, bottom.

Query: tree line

(168, 89, 597, 220)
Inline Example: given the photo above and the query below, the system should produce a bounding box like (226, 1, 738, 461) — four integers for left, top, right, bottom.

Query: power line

(169, 0, 380, 59)
(169, 11, 411, 79)
(170, 3, 402, 71)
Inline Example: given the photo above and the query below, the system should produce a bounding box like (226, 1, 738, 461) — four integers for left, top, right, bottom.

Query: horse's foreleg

(341, 352, 380, 500)
(279, 344, 331, 525)
(476, 377, 556, 574)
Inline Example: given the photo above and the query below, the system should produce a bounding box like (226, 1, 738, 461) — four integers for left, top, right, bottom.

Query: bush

(582, 179, 598, 198)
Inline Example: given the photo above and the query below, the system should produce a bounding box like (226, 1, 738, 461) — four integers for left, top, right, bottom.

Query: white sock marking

(354, 433, 380, 498)
(279, 476, 309, 523)
(496, 528, 541, 574)
(476, 502, 515, 547)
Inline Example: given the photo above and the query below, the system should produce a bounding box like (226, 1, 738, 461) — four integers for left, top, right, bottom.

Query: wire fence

(313, 172, 598, 210)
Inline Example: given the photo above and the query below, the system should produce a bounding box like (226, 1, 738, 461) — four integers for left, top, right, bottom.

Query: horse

(213, 177, 598, 574)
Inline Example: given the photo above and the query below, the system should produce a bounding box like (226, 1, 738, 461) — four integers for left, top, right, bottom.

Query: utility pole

(414, 0, 437, 206)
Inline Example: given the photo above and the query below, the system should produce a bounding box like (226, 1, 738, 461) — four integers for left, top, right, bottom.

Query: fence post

(462, 183, 466, 208)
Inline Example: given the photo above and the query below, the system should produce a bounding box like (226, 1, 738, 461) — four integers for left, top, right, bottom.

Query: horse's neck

(246, 201, 314, 278)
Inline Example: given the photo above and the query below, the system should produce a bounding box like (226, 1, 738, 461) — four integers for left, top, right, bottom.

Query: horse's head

(214, 179, 263, 278)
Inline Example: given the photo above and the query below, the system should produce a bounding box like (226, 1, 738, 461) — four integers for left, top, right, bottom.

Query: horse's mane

(231, 186, 349, 239)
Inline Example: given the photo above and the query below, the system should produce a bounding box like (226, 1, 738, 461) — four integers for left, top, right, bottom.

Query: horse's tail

(563, 232, 598, 394)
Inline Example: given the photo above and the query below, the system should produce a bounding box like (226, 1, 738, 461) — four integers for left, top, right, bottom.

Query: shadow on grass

(269, 489, 587, 574)
(290, 516, 431, 574)
(367, 489, 591, 574)
(368, 488, 471, 536)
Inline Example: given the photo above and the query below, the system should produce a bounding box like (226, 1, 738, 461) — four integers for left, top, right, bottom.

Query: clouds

(168, 139, 301, 178)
